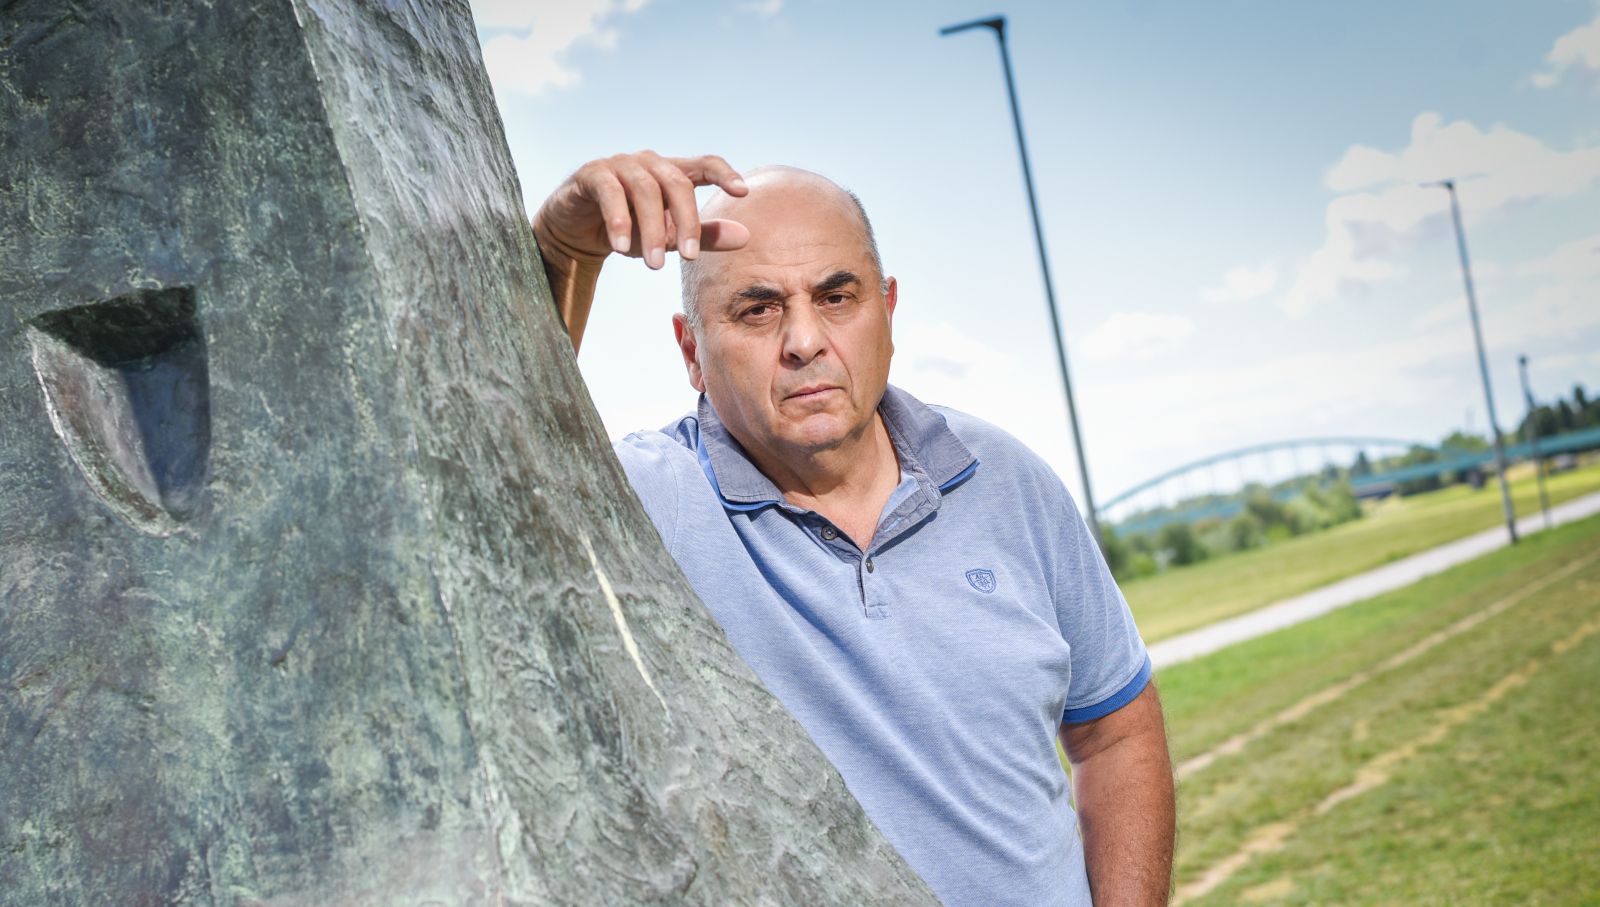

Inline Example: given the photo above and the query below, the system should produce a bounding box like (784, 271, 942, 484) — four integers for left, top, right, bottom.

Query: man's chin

(777, 414, 858, 455)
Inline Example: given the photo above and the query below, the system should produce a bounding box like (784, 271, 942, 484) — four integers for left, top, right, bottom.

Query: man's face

(674, 175, 897, 469)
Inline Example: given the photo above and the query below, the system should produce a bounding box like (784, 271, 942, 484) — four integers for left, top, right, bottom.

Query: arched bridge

(1101, 427, 1600, 534)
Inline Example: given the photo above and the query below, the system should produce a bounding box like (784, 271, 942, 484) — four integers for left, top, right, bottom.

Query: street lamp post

(1518, 354, 1553, 530)
(940, 15, 1103, 547)
(1426, 179, 1517, 544)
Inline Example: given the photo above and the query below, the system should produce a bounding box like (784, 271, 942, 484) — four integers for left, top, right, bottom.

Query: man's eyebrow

(727, 271, 861, 309)
(733, 284, 785, 303)
(813, 271, 860, 294)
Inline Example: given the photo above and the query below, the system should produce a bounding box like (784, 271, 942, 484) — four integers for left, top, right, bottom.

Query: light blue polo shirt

(614, 384, 1151, 907)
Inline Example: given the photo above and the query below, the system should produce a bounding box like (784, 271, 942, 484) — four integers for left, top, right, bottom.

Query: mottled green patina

(0, 2, 939, 904)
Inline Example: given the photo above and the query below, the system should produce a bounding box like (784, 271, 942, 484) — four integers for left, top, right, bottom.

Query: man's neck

(744, 413, 901, 548)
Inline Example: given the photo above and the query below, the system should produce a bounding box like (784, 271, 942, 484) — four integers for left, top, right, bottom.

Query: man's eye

(742, 304, 778, 321)
(821, 293, 851, 306)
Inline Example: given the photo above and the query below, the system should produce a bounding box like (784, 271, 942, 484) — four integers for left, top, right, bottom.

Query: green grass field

(1123, 459, 1600, 643)
(1155, 512, 1600, 905)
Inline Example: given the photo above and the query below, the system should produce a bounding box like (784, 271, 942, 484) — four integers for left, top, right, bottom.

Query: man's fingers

(556, 152, 744, 269)
(579, 167, 632, 255)
(672, 154, 747, 197)
(700, 219, 750, 253)
(615, 161, 668, 269)
(645, 156, 702, 260)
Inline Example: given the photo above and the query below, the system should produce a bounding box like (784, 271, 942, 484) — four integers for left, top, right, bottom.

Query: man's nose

(780, 301, 827, 366)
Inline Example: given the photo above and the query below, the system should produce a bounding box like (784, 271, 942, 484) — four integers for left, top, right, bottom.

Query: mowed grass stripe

(1173, 536, 1600, 876)
(1225, 577, 1600, 905)
(1159, 514, 1600, 764)
(1164, 516, 1600, 903)
(1175, 545, 1600, 780)
(1176, 609, 1600, 904)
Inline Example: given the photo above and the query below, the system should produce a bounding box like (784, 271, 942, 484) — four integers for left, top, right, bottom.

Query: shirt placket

(811, 518, 886, 620)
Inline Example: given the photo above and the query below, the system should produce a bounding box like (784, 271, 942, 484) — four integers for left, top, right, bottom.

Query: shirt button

(820, 526, 838, 541)
(865, 558, 875, 573)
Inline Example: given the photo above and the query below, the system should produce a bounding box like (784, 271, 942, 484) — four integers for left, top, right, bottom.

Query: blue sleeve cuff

(1061, 653, 1152, 724)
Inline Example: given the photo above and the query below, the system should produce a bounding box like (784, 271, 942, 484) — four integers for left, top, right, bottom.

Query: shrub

(1158, 521, 1208, 566)
(1228, 512, 1264, 550)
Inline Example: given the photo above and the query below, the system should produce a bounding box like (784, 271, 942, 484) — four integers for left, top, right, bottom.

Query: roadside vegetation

(1105, 480, 1364, 580)
(1104, 381, 1600, 584)
(1121, 456, 1600, 642)
(1156, 513, 1600, 905)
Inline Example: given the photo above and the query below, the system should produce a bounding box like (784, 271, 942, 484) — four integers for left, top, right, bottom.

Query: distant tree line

(1517, 381, 1600, 440)
(1102, 479, 1362, 582)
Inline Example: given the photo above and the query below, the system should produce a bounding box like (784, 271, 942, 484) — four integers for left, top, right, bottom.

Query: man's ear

(672, 312, 706, 393)
(885, 276, 898, 358)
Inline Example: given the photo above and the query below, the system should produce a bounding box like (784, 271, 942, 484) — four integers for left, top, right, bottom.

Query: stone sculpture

(0, 2, 939, 903)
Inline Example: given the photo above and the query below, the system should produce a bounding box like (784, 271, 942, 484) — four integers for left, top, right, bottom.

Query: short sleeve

(1054, 489, 1152, 724)
(613, 431, 685, 556)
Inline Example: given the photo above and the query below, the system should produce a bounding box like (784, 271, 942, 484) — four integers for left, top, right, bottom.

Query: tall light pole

(1426, 179, 1517, 544)
(941, 14, 1103, 546)
(1518, 354, 1552, 529)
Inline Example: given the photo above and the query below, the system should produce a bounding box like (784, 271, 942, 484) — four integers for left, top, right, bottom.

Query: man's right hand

(533, 151, 750, 352)
(535, 151, 750, 270)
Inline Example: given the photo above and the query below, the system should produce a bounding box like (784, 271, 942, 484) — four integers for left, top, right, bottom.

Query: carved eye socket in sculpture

(26, 287, 210, 536)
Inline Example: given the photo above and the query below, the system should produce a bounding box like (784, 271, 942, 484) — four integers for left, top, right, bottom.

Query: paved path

(1148, 489, 1600, 669)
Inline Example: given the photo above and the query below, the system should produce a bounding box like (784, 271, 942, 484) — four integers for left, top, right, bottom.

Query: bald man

(533, 152, 1174, 907)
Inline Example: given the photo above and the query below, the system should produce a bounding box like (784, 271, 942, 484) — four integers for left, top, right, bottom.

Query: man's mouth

(785, 384, 840, 401)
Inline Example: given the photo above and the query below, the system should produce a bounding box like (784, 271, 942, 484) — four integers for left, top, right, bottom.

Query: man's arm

(1059, 681, 1175, 906)
(530, 151, 749, 353)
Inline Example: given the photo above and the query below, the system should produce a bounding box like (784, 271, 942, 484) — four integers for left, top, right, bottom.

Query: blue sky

(469, 0, 1600, 519)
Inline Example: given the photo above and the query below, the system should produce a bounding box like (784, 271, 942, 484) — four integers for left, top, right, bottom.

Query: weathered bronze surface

(0, 2, 938, 904)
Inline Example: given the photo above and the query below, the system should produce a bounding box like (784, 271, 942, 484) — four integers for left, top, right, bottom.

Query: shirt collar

(692, 384, 979, 512)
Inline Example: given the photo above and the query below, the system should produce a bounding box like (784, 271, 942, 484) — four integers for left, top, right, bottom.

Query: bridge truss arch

(1101, 436, 1429, 529)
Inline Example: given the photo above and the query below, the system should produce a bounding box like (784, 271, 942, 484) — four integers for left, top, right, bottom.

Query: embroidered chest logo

(965, 568, 997, 594)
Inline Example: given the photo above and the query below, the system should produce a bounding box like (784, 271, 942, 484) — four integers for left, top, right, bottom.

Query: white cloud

(896, 321, 1007, 390)
(1086, 302, 1587, 494)
(1483, 261, 1600, 350)
(1202, 262, 1277, 304)
(1532, 7, 1600, 91)
(471, 0, 539, 29)
(738, 0, 784, 16)
(891, 318, 1079, 488)
(1514, 233, 1600, 280)
(1325, 113, 1600, 198)
(1418, 232, 1600, 348)
(1534, 348, 1600, 374)
(1472, 280, 1600, 381)
(1079, 312, 1196, 363)
(472, 0, 651, 97)
(1084, 224, 1600, 504)
(1283, 113, 1600, 314)
(1411, 296, 1466, 334)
